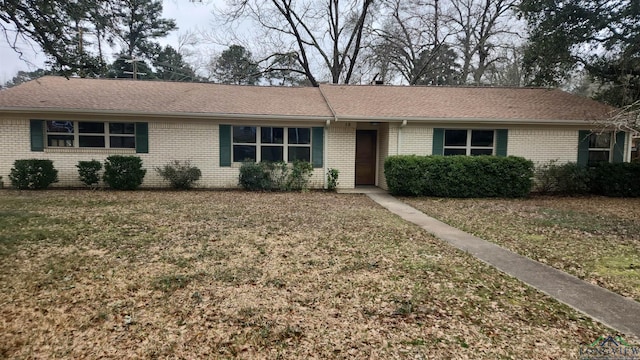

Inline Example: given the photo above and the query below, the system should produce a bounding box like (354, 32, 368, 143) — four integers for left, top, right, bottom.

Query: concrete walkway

(367, 192, 640, 339)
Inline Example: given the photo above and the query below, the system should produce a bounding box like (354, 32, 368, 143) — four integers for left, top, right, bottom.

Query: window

(232, 126, 312, 162)
(444, 130, 494, 155)
(46, 121, 136, 149)
(588, 133, 612, 165)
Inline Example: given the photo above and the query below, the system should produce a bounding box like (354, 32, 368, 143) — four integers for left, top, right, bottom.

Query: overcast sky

(0, 1, 216, 84)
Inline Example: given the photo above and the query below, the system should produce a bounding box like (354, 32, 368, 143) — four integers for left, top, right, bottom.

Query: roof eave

(0, 107, 334, 121)
(334, 115, 606, 126)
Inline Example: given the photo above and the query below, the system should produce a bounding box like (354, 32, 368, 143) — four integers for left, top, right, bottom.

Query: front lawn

(404, 196, 640, 302)
(0, 191, 611, 358)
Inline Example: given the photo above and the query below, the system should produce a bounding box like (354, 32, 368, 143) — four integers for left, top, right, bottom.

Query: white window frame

(45, 121, 135, 149)
(443, 129, 495, 156)
(588, 132, 613, 165)
(232, 126, 312, 163)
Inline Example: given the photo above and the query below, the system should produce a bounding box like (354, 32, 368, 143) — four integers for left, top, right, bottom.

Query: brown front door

(355, 130, 377, 185)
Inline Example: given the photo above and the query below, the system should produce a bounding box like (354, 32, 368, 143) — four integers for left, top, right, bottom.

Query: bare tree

(484, 45, 529, 86)
(220, 0, 375, 86)
(446, 0, 521, 85)
(371, 0, 438, 84)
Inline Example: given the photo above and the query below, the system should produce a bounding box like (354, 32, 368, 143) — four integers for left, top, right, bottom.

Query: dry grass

(0, 190, 612, 358)
(404, 196, 640, 302)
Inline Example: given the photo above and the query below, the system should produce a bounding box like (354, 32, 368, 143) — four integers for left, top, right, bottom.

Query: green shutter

(219, 125, 232, 167)
(613, 131, 626, 163)
(495, 129, 508, 157)
(312, 127, 324, 168)
(577, 130, 590, 167)
(432, 128, 444, 155)
(135, 122, 149, 153)
(30, 120, 45, 152)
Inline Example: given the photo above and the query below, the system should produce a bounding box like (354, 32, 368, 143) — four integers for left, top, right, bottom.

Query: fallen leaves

(0, 190, 613, 358)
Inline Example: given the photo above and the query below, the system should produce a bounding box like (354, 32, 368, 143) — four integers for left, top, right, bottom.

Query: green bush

(384, 155, 533, 198)
(77, 160, 103, 188)
(239, 161, 314, 191)
(239, 161, 271, 191)
(534, 161, 592, 195)
(155, 160, 202, 189)
(327, 168, 340, 191)
(103, 155, 146, 190)
(287, 161, 313, 191)
(591, 162, 640, 197)
(9, 159, 59, 190)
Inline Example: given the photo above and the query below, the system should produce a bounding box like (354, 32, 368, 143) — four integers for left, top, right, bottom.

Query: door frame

(355, 129, 378, 186)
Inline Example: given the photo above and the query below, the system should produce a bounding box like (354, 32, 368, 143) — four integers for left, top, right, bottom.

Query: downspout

(627, 132, 632, 162)
(397, 119, 407, 155)
(318, 85, 338, 189)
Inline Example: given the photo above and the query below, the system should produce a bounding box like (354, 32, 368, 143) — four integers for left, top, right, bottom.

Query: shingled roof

(0, 76, 616, 123)
(0, 76, 333, 118)
(318, 84, 615, 122)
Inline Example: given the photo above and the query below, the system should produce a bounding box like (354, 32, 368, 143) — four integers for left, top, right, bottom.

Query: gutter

(397, 119, 407, 154)
(0, 107, 334, 122)
(327, 115, 609, 126)
(317, 85, 338, 189)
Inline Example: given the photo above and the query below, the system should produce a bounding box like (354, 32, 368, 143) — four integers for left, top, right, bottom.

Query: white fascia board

(333, 115, 608, 126)
(0, 107, 334, 122)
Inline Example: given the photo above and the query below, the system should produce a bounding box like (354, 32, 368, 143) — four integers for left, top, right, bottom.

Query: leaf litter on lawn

(404, 196, 640, 302)
(0, 190, 613, 358)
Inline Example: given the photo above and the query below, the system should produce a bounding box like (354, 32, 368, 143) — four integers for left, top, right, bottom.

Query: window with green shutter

(219, 125, 232, 167)
(440, 129, 499, 156)
(222, 125, 320, 166)
(577, 131, 626, 166)
(32, 120, 143, 151)
(432, 128, 444, 155)
(30, 120, 45, 152)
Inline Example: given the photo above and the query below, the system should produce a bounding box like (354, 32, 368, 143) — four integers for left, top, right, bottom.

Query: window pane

(79, 136, 105, 147)
(445, 130, 467, 146)
(288, 146, 311, 162)
(48, 135, 74, 147)
(588, 151, 610, 165)
(46, 121, 73, 133)
(110, 123, 135, 134)
(471, 149, 493, 156)
(471, 130, 494, 146)
(589, 133, 611, 148)
(261, 146, 284, 162)
(79, 122, 105, 134)
(444, 149, 466, 155)
(288, 128, 311, 144)
(261, 127, 284, 144)
(233, 145, 256, 162)
(233, 126, 256, 143)
(110, 136, 135, 148)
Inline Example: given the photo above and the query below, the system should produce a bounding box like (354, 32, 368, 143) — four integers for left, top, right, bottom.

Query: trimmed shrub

(239, 161, 314, 191)
(77, 160, 103, 188)
(384, 155, 533, 198)
(591, 162, 640, 197)
(239, 162, 271, 191)
(327, 168, 340, 191)
(103, 155, 146, 190)
(287, 160, 313, 191)
(155, 160, 202, 189)
(9, 159, 59, 190)
(534, 161, 592, 195)
(266, 161, 289, 191)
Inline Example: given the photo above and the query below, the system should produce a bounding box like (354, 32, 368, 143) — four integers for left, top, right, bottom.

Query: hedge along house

(0, 76, 631, 190)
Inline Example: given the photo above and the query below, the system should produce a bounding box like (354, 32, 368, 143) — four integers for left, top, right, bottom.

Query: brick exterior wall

(0, 115, 625, 190)
(326, 122, 356, 189)
(376, 123, 389, 189)
(0, 117, 325, 189)
(507, 128, 579, 164)
(399, 124, 433, 156)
